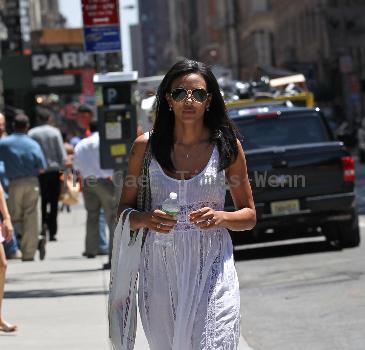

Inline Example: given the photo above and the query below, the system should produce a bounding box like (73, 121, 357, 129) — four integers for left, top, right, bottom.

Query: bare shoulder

(234, 138, 245, 161)
(226, 138, 246, 175)
(130, 133, 149, 158)
(133, 135, 148, 153)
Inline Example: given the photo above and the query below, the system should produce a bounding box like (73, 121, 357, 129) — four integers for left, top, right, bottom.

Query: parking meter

(93, 71, 138, 170)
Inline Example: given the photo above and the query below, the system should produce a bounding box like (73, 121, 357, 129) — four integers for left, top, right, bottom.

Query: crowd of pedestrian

(0, 104, 117, 333)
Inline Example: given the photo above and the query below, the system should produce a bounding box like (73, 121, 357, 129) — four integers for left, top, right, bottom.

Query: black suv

(226, 106, 360, 248)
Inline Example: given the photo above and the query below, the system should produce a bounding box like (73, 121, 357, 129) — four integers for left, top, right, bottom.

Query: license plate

(270, 199, 300, 215)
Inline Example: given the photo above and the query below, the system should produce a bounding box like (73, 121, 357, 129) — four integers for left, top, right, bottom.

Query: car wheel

(338, 213, 361, 248)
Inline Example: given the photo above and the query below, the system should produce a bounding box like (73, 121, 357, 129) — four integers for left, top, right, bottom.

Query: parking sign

(82, 0, 121, 53)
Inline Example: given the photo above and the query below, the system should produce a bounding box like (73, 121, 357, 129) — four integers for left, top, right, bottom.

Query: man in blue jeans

(98, 209, 109, 255)
(0, 114, 47, 261)
(73, 121, 116, 269)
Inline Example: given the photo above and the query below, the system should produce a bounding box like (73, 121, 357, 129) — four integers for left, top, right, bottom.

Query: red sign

(82, 0, 119, 27)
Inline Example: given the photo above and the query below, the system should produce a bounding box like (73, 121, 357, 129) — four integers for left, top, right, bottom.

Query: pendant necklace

(174, 145, 193, 160)
(175, 141, 209, 160)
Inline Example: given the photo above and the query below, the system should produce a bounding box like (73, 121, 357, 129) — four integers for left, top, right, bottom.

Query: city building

(235, 0, 275, 80)
(29, 0, 66, 30)
(138, 0, 172, 76)
(271, 0, 365, 123)
(189, 0, 227, 66)
(137, 0, 233, 77)
(1, 27, 96, 126)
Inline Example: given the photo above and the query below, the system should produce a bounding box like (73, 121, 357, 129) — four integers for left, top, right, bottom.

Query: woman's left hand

(188, 207, 224, 230)
(2, 218, 14, 241)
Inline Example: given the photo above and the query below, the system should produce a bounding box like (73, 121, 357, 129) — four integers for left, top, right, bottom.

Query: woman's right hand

(131, 209, 177, 233)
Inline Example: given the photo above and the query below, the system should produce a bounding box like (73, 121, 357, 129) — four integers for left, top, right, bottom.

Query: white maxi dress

(138, 146, 241, 350)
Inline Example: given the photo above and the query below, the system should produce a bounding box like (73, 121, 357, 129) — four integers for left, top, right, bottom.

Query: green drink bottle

(162, 192, 179, 217)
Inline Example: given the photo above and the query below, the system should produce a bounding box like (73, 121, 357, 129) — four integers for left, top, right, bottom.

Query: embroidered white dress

(138, 146, 241, 350)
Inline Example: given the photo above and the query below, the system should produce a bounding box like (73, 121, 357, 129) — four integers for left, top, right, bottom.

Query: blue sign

(83, 26, 121, 53)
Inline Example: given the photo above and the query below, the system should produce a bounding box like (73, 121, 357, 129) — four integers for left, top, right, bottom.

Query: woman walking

(116, 59, 256, 349)
(0, 183, 17, 332)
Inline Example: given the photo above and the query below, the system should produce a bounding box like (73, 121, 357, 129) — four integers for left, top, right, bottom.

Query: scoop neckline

(155, 145, 216, 183)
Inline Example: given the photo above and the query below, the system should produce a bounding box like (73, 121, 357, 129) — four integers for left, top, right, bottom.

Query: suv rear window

(232, 113, 331, 150)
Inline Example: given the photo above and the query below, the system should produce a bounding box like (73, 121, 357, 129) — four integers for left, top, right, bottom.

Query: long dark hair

(150, 59, 238, 172)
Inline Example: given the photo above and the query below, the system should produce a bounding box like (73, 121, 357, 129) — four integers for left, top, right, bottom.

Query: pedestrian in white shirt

(73, 121, 117, 266)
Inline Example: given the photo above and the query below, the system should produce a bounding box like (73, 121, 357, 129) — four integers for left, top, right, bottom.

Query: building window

(251, 0, 269, 13)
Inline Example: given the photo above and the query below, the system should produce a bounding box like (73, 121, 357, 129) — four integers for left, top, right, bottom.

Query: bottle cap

(169, 192, 177, 200)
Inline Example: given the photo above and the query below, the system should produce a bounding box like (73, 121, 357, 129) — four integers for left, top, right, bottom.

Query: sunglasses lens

(171, 88, 187, 102)
(171, 88, 209, 102)
(192, 89, 208, 102)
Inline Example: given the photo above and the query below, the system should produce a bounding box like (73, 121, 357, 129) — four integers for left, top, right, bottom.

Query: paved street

(235, 215, 365, 350)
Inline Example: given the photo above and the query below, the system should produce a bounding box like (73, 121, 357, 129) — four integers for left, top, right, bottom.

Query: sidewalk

(3, 203, 251, 349)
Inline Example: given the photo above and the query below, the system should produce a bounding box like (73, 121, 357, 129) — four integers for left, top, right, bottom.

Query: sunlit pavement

(3, 202, 251, 349)
(235, 215, 365, 350)
(2, 203, 137, 349)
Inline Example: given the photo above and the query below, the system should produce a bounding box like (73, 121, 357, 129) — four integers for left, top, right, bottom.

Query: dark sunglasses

(170, 88, 210, 103)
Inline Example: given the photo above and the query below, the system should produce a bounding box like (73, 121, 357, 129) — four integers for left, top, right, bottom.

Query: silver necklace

(174, 145, 194, 159)
(175, 141, 209, 160)
(172, 148, 192, 160)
